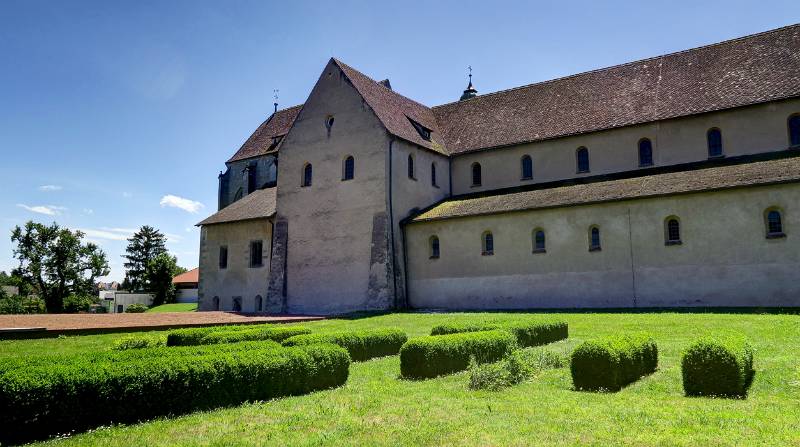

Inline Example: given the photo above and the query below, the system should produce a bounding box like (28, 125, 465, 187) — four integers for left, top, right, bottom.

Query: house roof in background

(172, 268, 198, 285)
(227, 105, 302, 163)
(197, 187, 276, 226)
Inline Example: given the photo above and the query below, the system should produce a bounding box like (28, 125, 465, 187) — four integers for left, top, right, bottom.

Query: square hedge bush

(400, 330, 517, 379)
(570, 333, 658, 392)
(681, 335, 754, 398)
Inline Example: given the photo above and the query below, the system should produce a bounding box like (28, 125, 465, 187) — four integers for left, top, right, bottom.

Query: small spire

(460, 65, 478, 101)
(273, 89, 279, 113)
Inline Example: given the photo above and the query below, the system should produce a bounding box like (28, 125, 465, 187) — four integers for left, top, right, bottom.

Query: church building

(197, 24, 800, 314)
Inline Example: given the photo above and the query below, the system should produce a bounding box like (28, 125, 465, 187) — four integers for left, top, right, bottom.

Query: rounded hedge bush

(570, 333, 658, 392)
(400, 330, 517, 379)
(681, 335, 754, 398)
(282, 328, 407, 361)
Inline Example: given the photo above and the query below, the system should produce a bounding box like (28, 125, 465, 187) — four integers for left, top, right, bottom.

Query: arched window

(233, 188, 243, 202)
(325, 115, 335, 130)
(471, 162, 482, 186)
(429, 236, 440, 259)
(589, 226, 601, 251)
(482, 231, 494, 256)
(431, 162, 438, 187)
(342, 156, 354, 181)
(665, 217, 682, 245)
(532, 229, 546, 253)
(576, 147, 590, 173)
(707, 128, 723, 158)
(232, 297, 242, 312)
(789, 114, 800, 146)
(521, 155, 533, 180)
(255, 295, 263, 312)
(302, 163, 313, 187)
(765, 208, 785, 238)
(408, 154, 415, 179)
(638, 138, 653, 167)
(212, 296, 220, 311)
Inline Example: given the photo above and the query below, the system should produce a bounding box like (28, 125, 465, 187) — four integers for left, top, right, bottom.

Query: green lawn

(145, 303, 197, 312)
(3, 312, 799, 446)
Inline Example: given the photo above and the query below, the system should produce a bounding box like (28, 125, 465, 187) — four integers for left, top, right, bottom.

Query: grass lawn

(145, 303, 197, 312)
(2, 312, 799, 446)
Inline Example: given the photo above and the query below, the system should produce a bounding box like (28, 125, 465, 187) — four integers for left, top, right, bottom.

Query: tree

(11, 221, 110, 313)
(147, 253, 179, 306)
(122, 226, 167, 292)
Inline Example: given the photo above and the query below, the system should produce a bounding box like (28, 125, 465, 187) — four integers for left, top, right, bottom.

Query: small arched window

(343, 156, 354, 181)
(532, 229, 546, 253)
(765, 208, 786, 238)
(325, 115, 335, 130)
(232, 297, 242, 312)
(431, 163, 438, 187)
(665, 217, 682, 245)
(482, 231, 494, 256)
(576, 147, 590, 173)
(471, 162, 482, 186)
(707, 128, 723, 158)
(638, 138, 653, 167)
(521, 155, 533, 180)
(255, 295, 263, 312)
(408, 154, 415, 179)
(302, 163, 313, 187)
(212, 296, 220, 311)
(589, 226, 601, 251)
(429, 236, 440, 259)
(789, 114, 800, 146)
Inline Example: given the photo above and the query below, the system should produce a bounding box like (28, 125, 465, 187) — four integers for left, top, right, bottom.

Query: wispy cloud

(83, 208, 94, 215)
(38, 185, 63, 192)
(16, 204, 66, 216)
(78, 228, 133, 241)
(160, 195, 204, 214)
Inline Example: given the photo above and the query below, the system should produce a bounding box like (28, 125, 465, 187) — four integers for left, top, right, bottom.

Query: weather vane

(468, 65, 472, 82)
(273, 89, 279, 112)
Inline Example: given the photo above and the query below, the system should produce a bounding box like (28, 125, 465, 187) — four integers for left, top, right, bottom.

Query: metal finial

(273, 89, 279, 113)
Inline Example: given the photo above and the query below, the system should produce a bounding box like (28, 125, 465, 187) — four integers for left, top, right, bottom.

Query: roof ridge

(432, 23, 800, 109)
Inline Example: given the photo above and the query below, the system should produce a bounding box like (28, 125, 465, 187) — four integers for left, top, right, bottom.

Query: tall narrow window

(765, 208, 785, 238)
(589, 226, 601, 251)
(219, 246, 228, 269)
(302, 163, 313, 187)
(707, 128, 723, 158)
(212, 296, 220, 311)
(789, 114, 800, 146)
(429, 236, 440, 259)
(250, 240, 263, 267)
(343, 156, 354, 181)
(232, 297, 242, 312)
(638, 138, 653, 167)
(247, 163, 257, 193)
(576, 147, 590, 173)
(408, 154, 415, 179)
(482, 231, 494, 256)
(533, 229, 546, 253)
(471, 162, 482, 186)
(521, 155, 533, 180)
(665, 217, 682, 245)
(255, 295, 263, 312)
(431, 162, 437, 187)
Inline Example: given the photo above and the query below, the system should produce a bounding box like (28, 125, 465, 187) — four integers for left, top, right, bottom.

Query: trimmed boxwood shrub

(682, 335, 754, 398)
(111, 333, 167, 350)
(282, 328, 408, 361)
(166, 324, 310, 346)
(400, 330, 517, 379)
(570, 333, 658, 392)
(0, 342, 349, 445)
(430, 319, 568, 347)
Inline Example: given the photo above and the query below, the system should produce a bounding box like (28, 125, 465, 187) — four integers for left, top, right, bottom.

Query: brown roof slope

(433, 24, 800, 155)
(197, 187, 276, 226)
(228, 105, 302, 163)
(333, 59, 448, 155)
(411, 156, 800, 222)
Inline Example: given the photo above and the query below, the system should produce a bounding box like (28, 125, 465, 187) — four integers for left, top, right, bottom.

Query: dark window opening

(302, 163, 313, 187)
(325, 116, 335, 129)
(232, 297, 242, 312)
(666, 218, 682, 245)
(430, 236, 440, 259)
(247, 164, 257, 193)
(255, 295, 263, 312)
(408, 155, 415, 179)
(268, 135, 283, 150)
(431, 163, 437, 187)
(576, 147, 590, 173)
(212, 296, 220, 311)
(639, 139, 653, 167)
(521, 155, 533, 180)
(789, 114, 800, 146)
(533, 230, 546, 253)
(589, 227, 601, 251)
(250, 241, 263, 267)
(482, 232, 494, 256)
(219, 246, 228, 269)
(766, 209, 785, 238)
(707, 128, 723, 158)
(343, 156, 355, 180)
(471, 162, 482, 186)
(408, 118, 432, 141)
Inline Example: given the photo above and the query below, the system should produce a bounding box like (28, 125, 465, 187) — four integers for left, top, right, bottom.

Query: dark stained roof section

(197, 187, 276, 226)
(432, 24, 800, 154)
(410, 156, 800, 222)
(227, 105, 303, 163)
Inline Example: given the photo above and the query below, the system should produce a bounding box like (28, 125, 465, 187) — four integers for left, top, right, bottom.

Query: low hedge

(430, 319, 568, 347)
(282, 328, 408, 361)
(111, 333, 167, 350)
(682, 335, 754, 398)
(570, 333, 658, 391)
(0, 342, 349, 445)
(400, 330, 517, 379)
(166, 324, 310, 346)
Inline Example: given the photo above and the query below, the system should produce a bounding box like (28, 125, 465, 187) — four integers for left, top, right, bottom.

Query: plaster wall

(219, 154, 278, 210)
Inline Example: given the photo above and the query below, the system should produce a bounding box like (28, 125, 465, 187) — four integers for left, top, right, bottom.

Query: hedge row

(166, 325, 311, 346)
(0, 342, 349, 445)
(430, 319, 568, 347)
(570, 333, 658, 391)
(111, 333, 167, 350)
(282, 328, 408, 361)
(400, 330, 517, 379)
(682, 335, 754, 398)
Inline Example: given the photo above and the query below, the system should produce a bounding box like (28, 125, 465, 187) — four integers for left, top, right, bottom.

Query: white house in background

(173, 268, 199, 303)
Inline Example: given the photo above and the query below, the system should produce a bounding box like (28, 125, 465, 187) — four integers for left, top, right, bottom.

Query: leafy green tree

(147, 252, 179, 306)
(122, 226, 167, 292)
(11, 221, 110, 313)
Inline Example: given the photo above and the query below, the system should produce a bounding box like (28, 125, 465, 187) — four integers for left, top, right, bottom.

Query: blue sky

(1, 0, 798, 281)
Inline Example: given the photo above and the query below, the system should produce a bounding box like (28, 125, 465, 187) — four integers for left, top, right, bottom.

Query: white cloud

(160, 195, 204, 214)
(16, 204, 65, 216)
(78, 228, 132, 241)
(38, 185, 63, 192)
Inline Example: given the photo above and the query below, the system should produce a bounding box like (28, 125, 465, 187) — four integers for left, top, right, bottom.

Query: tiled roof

(433, 24, 800, 154)
(172, 268, 198, 285)
(197, 187, 276, 226)
(410, 155, 800, 223)
(227, 105, 302, 163)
